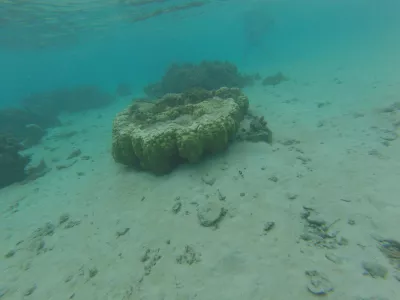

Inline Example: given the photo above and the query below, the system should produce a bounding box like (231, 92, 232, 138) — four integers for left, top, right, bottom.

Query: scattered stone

(59, 213, 70, 225)
(307, 214, 326, 226)
(116, 228, 130, 238)
(201, 174, 216, 186)
(325, 253, 344, 264)
(263, 222, 275, 234)
(379, 102, 400, 113)
(317, 101, 331, 108)
(30, 238, 46, 254)
(279, 139, 300, 146)
(268, 175, 278, 182)
(240, 192, 245, 197)
(64, 220, 81, 229)
(305, 270, 333, 295)
(379, 129, 398, 141)
(368, 149, 384, 158)
(176, 245, 201, 265)
(340, 198, 352, 203)
(286, 193, 298, 200)
(197, 201, 226, 228)
(0, 286, 9, 298)
(300, 208, 344, 249)
(32, 222, 56, 238)
(362, 261, 388, 278)
(352, 112, 365, 118)
(76, 171, 85, 176)
(4, 249, 16, 258)
(333, 78, 342, 84)
(81, 155, 91, 160)
(172, 202, 182, 214)
(88, 267, 98, 279)
(217, 189, 226, 201)
(23, 284, 37, 296)
(296, 155, 311, 164)
(337, 236, 349, 246)
(67, 148, 82, 160)
(141, 248, 161, 275)
(348, 219, 355, 225)
(56, 160, 77, 170)
(375, 238, 400, 268)
(24, 159, 51, 183)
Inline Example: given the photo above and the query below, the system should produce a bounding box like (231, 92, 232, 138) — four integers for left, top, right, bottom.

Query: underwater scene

(1, 0, 400, 299)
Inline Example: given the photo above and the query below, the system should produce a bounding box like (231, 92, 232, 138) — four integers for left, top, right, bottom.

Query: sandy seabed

(1, 50, 400, 300)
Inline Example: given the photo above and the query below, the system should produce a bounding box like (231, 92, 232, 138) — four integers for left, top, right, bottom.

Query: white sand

(1, 52, 400, 300)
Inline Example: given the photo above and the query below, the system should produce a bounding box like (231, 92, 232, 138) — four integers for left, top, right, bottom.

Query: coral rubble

(112, 87, 249, 174)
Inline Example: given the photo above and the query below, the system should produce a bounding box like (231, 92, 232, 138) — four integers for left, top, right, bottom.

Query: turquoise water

(1, 0, 400, 299)
(1, 0, 399, 105)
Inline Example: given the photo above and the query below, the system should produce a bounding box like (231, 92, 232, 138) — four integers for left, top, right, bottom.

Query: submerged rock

(236, 112, 273, 144)
(197, 200, 225, 227)
(112, 87, 248, 174)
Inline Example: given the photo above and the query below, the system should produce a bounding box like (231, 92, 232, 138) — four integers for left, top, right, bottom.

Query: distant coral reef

(22, 85, 114, 116)
(262, 72, 288, 86)
(144, 61, 257, 98)
(112, 87, 249, 174)
(0, 85, 114, 149)
(0, 107, 60, 148)
(0, 133, 31, 189)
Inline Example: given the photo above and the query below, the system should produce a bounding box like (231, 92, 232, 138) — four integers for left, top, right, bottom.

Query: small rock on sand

(197, 201, 225, 227)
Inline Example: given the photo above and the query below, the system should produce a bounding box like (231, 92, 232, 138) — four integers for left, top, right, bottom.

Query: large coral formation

(112, 87, 249, 174)
(144, 61, 256, 98)
(0, 134, 31, 188)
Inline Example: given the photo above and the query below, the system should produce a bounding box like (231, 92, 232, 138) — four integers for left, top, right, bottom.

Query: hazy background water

(0, 0, 399, 107)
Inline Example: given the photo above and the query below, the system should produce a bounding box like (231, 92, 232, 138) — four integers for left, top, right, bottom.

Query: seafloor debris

(299, 207, 347, 249)
(362, 261, 388, 279)
(305, 270, 334, 295)
(176, 245, 201, 265)
(374, 236, 400, 269)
